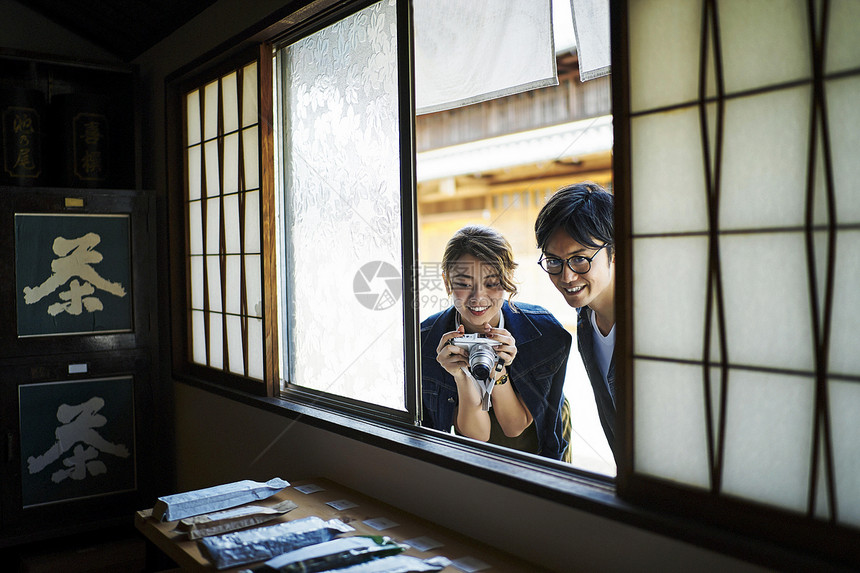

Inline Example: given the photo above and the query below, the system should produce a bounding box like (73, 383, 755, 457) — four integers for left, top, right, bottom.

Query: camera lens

(468, 343, 496, 380)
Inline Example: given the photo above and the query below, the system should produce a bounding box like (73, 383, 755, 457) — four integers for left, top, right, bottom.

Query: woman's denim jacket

(420, 301, 572, 460)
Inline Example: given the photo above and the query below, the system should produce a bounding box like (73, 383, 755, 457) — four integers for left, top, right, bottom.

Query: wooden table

(135, 477, 545, 572)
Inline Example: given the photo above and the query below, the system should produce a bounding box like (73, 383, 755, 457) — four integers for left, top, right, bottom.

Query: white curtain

(413, 0, 557, 115)
(570, 0, 611, 80)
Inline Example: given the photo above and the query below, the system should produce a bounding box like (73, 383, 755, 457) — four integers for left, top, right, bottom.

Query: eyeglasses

(538, 244, 607, 275)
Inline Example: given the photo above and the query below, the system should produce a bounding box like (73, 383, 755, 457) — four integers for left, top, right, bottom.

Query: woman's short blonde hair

(441, 225, 518, 309)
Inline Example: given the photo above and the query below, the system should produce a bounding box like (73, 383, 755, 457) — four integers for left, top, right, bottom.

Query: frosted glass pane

(223, 193, 240, 254)
(191, 310, 206, 364)
(826, 0, 860, 74)
(721, 233, 814, 370)
(633, 237, 708, 360)
(245, 254, 262, 318)
(204, 140, 220, 196)
(828, 76, 860, 224)
(186, 89, 201, 145)
(829, 231, 860, 376)
(248, 316, 264, 380)
(206, 255, 222, 313)
(634, 359, 710, 488)
(223, 132, 240, 194)
(226, 313, 245, 376)
(187, 144, 202, 201)
(225, 254, 241, 315)
(719, 0, 810, 94)
(722, 370, 814, 513)
(283, 0, 405, 410)
(242, 62, 258, 127)
(188, 200, 203, 255)
(244, 190, 260, 253)
(631, 108, 709, 234)
(203, 80, 219, 141)
(829, 379, 860, 527)
(629, 0, 701, 112)
(208, 312, 224, 369)
(190, 255, 204, 310)
(205, 198, 220, 254)
(222, 71, 239, 134)
(720, 87, 810, 230)
(242, 127, 259, 190)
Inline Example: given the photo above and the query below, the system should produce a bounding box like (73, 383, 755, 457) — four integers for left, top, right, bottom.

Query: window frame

(269, 0, 421, 424)
(162, 0, 859, 570)
(167, 45, 279, 397)
(166, 0, 615, 492)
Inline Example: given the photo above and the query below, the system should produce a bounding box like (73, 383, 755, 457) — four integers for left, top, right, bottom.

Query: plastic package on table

(153, 478, 290, 522)
(198, 515, 354, 570)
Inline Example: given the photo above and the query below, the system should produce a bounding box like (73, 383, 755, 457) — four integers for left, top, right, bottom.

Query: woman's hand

(437, 324, 489, 439)
(482, 323, 517, 368)
(436, 324, 468, 377)
(481, 323, 532, 437)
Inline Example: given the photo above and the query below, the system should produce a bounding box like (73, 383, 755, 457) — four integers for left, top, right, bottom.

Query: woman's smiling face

(446, 254, 506, 333)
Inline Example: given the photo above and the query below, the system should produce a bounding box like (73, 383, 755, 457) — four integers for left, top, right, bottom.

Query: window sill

(176, 376, 850, 572)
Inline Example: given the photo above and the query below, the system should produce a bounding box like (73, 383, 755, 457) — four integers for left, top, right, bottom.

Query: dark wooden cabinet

(0, 187, 154, 357)
(1, 49, 138, 190)
(0, 50, 162, 547)
(0, 350, 155, 543)
(0, 186, 163, 546)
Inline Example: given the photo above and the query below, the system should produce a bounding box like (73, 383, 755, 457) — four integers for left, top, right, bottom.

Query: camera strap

(468, 361, 503, 411)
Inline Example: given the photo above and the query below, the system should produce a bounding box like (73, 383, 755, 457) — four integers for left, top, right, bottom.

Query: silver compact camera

(451, 333, 501, 381)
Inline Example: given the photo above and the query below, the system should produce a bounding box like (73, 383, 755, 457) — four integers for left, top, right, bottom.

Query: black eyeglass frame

(537, 244, 608, 276)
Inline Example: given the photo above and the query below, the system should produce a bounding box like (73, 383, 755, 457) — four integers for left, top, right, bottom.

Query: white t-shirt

(590, 309, 615, 385)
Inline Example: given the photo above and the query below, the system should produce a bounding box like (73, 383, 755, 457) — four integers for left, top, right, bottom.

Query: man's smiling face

(543, 228, 614, 311)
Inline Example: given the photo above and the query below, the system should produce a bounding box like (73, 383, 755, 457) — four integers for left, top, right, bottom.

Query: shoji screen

(185, 62, 265, 381)
(625, 0, 860, 527)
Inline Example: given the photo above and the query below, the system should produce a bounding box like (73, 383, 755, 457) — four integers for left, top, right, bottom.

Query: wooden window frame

(167, 45, 278, 397)
(270, 0, 420, 425)
(161, 0, 859, 569)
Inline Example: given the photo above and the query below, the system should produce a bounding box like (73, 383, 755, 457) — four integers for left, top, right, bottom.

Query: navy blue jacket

(420, 301, 571, 460)
(576, 305, 617, 460)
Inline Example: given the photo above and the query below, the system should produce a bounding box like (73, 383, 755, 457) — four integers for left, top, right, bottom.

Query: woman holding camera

(420, 225, 572, 460)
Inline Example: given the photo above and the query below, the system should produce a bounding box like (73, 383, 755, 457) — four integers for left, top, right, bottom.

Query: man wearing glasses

(534, 182, 617, 461)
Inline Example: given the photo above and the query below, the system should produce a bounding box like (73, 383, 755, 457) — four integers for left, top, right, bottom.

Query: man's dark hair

(534, 182, 614, 254)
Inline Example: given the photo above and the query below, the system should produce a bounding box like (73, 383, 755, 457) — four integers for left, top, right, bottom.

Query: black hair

(534, 182, 614, 254)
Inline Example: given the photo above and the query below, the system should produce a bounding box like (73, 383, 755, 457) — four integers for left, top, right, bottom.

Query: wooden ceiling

(16, 0, 219, 61)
